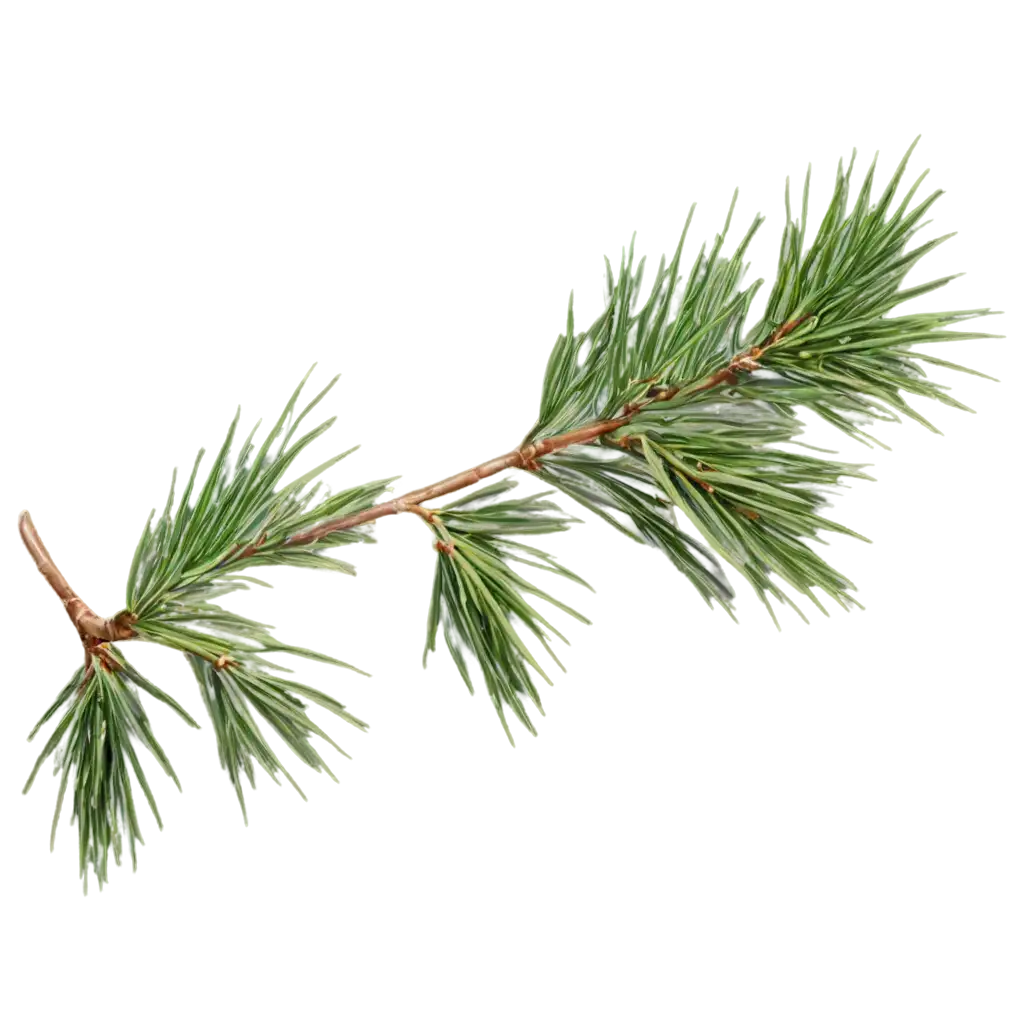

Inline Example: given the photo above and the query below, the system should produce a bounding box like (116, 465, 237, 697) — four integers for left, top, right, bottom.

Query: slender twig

(20, 315, 812, 638)
(18, 511, 136, 642)
(280, 315, 813, 549)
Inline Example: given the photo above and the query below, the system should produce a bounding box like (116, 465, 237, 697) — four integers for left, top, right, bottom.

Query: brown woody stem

(18, 511, 135, 642)
(281, 315, 813, 549)
(281, 416, 632, 548)
(21, 314, 814, 638)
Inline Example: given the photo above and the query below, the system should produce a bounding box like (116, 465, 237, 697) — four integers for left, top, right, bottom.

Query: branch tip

(18, 510, 135, 644)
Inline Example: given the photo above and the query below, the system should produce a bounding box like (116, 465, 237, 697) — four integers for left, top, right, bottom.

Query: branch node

(95, 645, 119, 672)
(732, 356, 761, 373)
(517, 445, 542, 472)
(238, 534, 268, 559)
(402, 504, 439, 523)
(688, 463, 717, 493)
(611, 434, 634, 449)
(769, 312, 814, 344)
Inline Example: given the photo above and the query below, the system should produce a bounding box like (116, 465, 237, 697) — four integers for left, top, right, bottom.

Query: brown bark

(18, 511, 135, 642)
(280, 315, 812, 549)
(20, 313, 813, 638)
(281, 416, 632, 548)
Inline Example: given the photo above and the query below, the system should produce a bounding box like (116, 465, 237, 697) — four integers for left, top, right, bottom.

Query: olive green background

(2, 8, 1024, 1024)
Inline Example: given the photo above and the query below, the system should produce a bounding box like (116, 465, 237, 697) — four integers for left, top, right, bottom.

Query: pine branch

(8, 307, 802, 647)
(19, 139, 1002, 887)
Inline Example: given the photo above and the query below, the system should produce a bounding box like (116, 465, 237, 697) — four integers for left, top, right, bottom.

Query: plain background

(0, 9, 1019, 1024)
